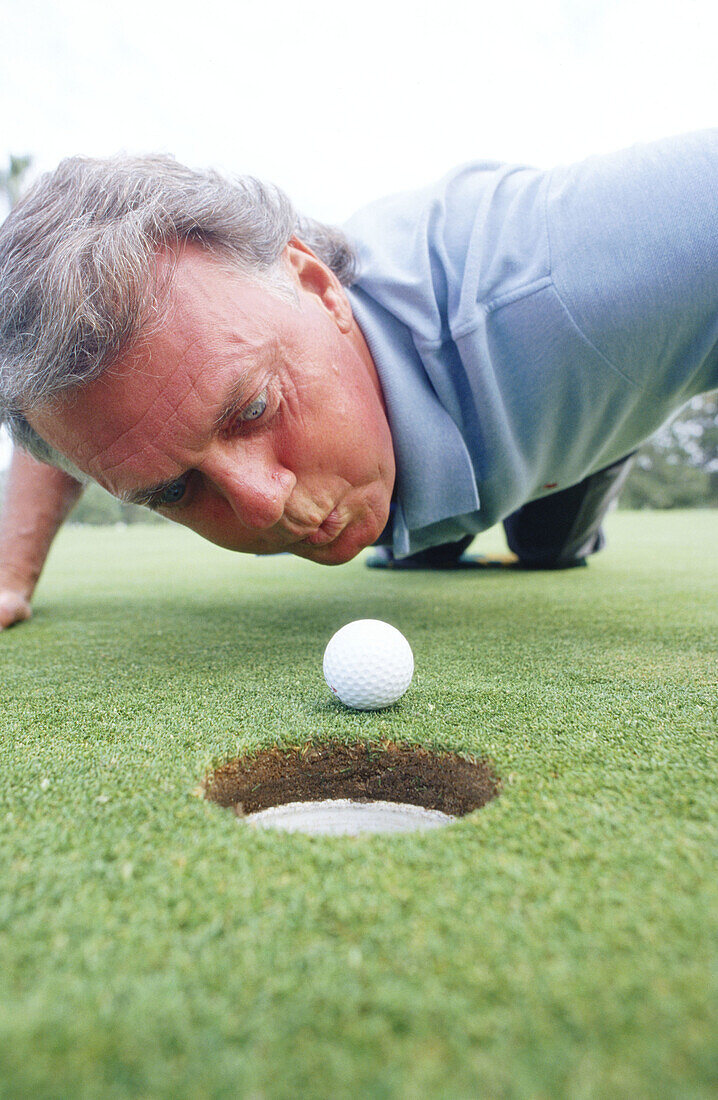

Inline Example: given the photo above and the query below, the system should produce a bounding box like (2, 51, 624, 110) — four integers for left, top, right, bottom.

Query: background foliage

(620, 392, 718, 509)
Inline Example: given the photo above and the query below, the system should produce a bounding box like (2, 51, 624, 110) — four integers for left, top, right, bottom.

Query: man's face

(29, 242, 396, 565)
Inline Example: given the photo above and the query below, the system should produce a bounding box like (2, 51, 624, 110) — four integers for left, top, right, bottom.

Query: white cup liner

(244, 798, 455, 836)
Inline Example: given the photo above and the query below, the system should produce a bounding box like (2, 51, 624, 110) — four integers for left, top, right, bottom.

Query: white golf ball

(323, 619, 414, 710)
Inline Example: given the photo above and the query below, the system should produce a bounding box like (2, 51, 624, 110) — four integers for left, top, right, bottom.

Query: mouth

(303, 507, 346, 547)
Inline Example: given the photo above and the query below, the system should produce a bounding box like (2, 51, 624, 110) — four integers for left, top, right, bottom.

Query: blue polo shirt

(344, 130, 718, 557)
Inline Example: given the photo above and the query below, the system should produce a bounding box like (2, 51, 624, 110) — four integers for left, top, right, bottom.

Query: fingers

(0, 590, 33, 630)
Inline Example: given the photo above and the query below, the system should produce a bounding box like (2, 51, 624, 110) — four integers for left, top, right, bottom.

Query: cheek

(277, 345, 390, 475)
(349, 385, 393, 469)
(271, 368, 320, 458)
(328, 368, 387, 450)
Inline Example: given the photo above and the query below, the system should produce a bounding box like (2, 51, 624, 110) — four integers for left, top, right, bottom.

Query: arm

(0, 447, 83, 629)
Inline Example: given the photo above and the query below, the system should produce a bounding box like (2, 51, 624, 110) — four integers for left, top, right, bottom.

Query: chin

(310, 543, 363, 566)
(294, 538, 362, 566)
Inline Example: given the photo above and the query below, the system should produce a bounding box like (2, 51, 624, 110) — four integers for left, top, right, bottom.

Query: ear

(284, 237, 353, 333)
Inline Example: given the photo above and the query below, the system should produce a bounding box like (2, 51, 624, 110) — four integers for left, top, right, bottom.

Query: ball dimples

(323, 620, 414, 710)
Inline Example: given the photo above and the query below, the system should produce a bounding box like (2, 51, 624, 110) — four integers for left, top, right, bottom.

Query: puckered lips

(304, 507, 345, 547)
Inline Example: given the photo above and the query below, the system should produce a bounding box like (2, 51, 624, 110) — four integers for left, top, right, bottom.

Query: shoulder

(343, 160, 550, 341)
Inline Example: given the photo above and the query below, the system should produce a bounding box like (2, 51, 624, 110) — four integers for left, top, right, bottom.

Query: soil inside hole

(203, 741, 500, 818)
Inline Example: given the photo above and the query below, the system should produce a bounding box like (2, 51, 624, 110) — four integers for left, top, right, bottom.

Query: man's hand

(0, 587, 32, 630)
(0, 447, 84, 631)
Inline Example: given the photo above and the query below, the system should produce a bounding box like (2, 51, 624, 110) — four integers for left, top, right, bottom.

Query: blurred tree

(0, 155, 32, 213)
(621, 391, 718, 509)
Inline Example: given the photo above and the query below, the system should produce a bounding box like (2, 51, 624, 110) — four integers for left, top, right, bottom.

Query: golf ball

(323, 619, 414, 710)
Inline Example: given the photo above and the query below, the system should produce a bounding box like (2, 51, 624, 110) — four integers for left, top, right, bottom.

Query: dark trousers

(502, 453, 636, 566)
(405, 453, 636, 567)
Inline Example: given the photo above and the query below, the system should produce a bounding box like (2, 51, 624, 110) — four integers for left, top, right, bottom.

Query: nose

(201, 441, 295, 530)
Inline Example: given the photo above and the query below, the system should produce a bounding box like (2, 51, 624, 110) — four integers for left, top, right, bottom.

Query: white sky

(2, 0, 718, 466)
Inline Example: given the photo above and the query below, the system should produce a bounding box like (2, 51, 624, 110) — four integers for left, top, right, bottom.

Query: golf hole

(203, 741, 500, 836)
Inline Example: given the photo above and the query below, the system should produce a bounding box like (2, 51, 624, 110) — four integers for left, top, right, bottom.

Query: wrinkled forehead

(26, 344, 207, 488)
(26, 247, 279, 487)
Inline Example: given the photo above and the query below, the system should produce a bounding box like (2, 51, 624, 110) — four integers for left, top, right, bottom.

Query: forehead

(30, 246, 281, 488)
(157, 244, 273, 363)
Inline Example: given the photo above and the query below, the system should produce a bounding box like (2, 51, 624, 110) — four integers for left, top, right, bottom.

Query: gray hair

(0, 153, 358, 469)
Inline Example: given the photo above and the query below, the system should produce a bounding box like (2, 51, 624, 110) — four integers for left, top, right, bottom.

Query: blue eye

(155, 479, 187, 507)
(240, 390, 267, 422)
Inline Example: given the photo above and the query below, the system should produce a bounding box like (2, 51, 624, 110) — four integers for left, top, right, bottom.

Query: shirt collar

(348, 287, 480, 554)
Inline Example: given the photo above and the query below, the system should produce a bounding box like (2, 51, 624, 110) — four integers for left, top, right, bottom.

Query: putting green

(1, 511, 716, 1098)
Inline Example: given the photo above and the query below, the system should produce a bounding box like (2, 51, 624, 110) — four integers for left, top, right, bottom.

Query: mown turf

(1, 511, 716, 1099)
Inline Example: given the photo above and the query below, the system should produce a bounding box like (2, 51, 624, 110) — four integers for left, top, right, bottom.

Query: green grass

(1, 511, 716, 1099)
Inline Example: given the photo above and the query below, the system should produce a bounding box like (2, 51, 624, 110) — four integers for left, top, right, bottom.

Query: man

(1, 133, 717, 629)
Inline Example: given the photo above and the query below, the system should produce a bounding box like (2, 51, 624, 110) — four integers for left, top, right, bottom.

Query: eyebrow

(119, 369, 254, 507)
